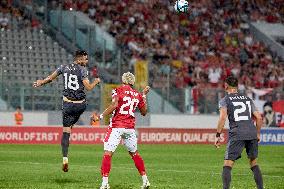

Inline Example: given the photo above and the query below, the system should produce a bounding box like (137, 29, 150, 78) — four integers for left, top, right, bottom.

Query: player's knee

(129, 150, 138, 157)
(104, 151, 113, 156)
(224, 160, 234, 167)
(63, 127, 71, 133)
(249, 158, 257, 167)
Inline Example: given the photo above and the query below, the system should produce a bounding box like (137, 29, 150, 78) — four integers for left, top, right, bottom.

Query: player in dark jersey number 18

(215, 76, 264, 189)
(33, 50, 100, 172)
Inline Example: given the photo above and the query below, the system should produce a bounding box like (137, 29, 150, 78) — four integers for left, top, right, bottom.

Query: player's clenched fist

(94, 78, 101, 84)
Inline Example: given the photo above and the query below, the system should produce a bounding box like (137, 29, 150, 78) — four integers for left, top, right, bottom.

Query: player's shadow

(111, 184, 136, 189)
(54, 178, 81, 184)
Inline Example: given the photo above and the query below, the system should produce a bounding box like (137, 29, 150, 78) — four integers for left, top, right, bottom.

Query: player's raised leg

(61, 103, 75, 172)
(61, 101, 86, 172)
(61, 126, 71, 172)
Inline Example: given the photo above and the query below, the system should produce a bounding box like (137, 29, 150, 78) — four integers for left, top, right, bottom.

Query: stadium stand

(0, 3, 99, 111)
(0, 0, 283, 113)
(56, 0, 284, 113)
(59, 0, 283, 88)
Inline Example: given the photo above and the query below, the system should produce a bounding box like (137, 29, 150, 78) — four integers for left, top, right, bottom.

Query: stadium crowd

(0, 0, 40, 29)
(59, 0, 284, 93)
(3, 0, 283, 114)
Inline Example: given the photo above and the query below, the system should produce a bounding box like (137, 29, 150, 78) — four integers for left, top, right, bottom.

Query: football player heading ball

(33, 50, 101, 172)
(93, 72, 150, 189)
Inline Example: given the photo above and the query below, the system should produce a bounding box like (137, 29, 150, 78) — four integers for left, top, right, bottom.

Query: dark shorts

(62, 101, 87, 127)
(224, 139, 258, 161)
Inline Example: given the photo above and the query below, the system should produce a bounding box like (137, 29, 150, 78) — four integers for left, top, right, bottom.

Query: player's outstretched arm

(92, 89, 118, 122)
(140, 86, 150, 116)
(215, 107, 227, 148)
(253, 111, 263, 143)
(83, 78, 100, 91)
(94, 96, 119, 121)
(33, 71, 58, 88)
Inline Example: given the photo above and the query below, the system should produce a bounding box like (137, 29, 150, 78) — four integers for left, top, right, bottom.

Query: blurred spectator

(88, 2, 96, 19)
(263, 102, 278, 127)
(92, 65, 98, 78)
(31, 17, 40, 28)
(14, 106, 23, 126)
(90, 111, 100, 127)
(208, 65, 222, 87)
(0, 13, 9, 29)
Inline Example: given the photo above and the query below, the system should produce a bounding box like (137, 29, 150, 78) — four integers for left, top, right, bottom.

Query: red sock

(101, 154, 112, 177)
(132, 153, 146, 175)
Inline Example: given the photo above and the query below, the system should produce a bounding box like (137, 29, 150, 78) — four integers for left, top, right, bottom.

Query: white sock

(102, 176, 108, 185)
(142, 175, 148, 183)
(63, 157, 68, 164)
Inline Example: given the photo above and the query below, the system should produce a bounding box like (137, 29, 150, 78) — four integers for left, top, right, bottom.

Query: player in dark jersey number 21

(215, 76, 264, 189)
(33, 50, 100, 172)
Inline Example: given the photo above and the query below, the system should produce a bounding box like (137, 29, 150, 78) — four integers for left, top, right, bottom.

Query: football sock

(61, 132, 70, 157)
(62, 157, 68, 164)
(132, 153, 146, 176)
(251, 165, 263, 189)
(142, 175, 148, 184)
(102, 176, 109, 186)
(101, 154, 112, 177)
(222, 166, 232, 189)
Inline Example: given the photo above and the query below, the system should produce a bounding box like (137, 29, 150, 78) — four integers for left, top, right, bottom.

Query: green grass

(0, 144, 283, 189)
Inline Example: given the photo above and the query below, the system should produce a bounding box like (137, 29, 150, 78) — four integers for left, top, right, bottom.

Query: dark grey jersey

(219, 93, 257, 140)
(56, 63, 88, 100)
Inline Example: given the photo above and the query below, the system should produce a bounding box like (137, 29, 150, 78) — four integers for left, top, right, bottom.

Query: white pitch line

(0, 160, 283, 178)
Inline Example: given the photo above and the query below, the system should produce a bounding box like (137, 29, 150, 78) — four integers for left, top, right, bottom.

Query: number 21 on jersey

(119, 96, 139, 117)
(232, 101, 252, 121)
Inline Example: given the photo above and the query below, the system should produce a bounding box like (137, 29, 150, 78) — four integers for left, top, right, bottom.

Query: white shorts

(104, 128, 137, 153)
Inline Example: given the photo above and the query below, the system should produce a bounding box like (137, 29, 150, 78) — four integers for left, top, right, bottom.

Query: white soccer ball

(174, 0, 189, 13)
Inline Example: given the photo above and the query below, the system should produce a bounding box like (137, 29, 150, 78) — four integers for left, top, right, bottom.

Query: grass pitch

(0, 144, 283, 189)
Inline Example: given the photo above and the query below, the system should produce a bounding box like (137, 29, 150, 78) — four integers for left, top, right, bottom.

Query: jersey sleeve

(56, 65, 64, 75)
(218, 97, 227, 109)
(138, 93, 146, 109)
(81, 67, 89, 80)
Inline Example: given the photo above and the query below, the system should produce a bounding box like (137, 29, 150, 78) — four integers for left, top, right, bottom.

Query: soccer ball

(174, 0, 189, 13)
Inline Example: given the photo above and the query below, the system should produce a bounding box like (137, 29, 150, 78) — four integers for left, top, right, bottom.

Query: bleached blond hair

(122, 72, 135, 85)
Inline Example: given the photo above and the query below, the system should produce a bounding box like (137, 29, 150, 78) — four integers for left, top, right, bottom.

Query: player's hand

(142, 86, 150, 96)
(214, 136, 221, 148)
(257, 133, 260, 143)
(94, 78, 101, 85)
(33, 80, 44, 88)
